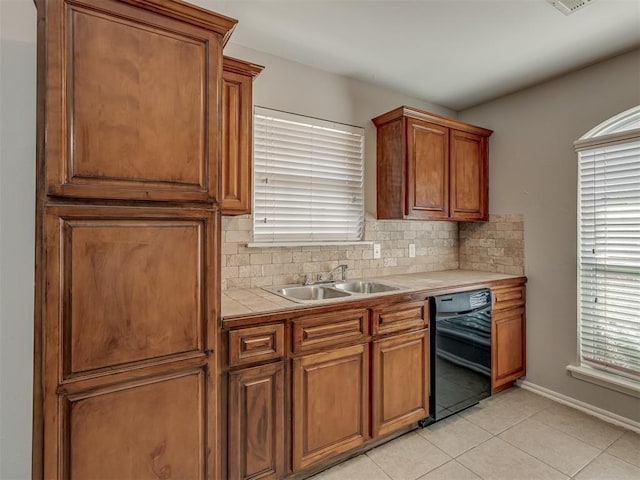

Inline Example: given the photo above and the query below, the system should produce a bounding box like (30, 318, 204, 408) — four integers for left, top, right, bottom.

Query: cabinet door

(492, 306, 526, 392)
(228, 362, 285, 480)
(42, 205, 218, 479)
(372, 329, 430, 438)
(406, 119, 449, 219)
(450, 129, 488, 221)
(221, 57, 263, 214)
(43, 0, 230, 203)
(292, 344, 369, 471)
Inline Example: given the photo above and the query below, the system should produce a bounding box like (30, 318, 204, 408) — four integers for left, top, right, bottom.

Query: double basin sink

(268, 280, 402, 303)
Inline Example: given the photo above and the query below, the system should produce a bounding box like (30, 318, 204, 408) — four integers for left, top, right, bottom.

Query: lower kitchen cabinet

(292, 344, 369, 471)
(223, 279, 527, 479)
(228, 362, 285, 480)
(491, 282, 527, 392)
(492, 306, 526, 391)
(372, 328, 430, 437)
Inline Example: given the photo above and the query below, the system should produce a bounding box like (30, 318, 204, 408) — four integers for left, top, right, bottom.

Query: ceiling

(195, 0, 640, 111)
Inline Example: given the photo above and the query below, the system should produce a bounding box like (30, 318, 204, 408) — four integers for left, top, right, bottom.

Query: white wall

(459, 49, 640, 422)
(223, 43, 455, 215)
(0, 0, 37, 478)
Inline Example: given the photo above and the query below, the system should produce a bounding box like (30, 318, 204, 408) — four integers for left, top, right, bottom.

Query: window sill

(566, 365, 640, 399)
(247, 241, 374, 248)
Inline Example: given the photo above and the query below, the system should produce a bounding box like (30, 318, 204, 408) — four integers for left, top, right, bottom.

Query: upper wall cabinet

(42, 0, 237, 203)
(373, 106, 492, 221)
(221, 56, 264, 215)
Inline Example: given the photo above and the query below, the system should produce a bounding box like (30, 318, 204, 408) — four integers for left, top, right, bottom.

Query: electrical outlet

(373, 243, 381, 259)
(409, 243, 416, 258)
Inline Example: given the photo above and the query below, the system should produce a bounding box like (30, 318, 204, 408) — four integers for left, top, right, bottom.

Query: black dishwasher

(429, 288, 492, 422)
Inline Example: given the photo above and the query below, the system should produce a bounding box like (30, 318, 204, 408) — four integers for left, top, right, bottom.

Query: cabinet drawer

(492, 285, 526, 311)
(292, 309, 368, 354)
(372, 301, 428, 336)
(229, 323, 285, 367)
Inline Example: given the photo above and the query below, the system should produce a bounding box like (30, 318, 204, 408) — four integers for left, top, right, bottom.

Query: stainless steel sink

(333, 281, 400, 294)
(266, 279, 404, 303)
(275, 285, 351, 302)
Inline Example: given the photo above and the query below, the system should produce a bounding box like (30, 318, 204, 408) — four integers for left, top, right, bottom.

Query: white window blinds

(577, 126, 640, 381)
(253, 107, 364, 243)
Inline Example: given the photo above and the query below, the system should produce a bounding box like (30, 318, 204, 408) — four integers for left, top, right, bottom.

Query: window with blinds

(576, 105, 640, 382)
(253, 107, 364, 244)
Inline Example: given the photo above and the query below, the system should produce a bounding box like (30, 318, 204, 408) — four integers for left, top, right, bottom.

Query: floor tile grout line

(495, 426, 598, 479)
(415, 458, 483, 480)
(417, 436, 450, 479)
(571, 450, 605, 479)
(440, 413, 498, 438)
(454, 435, 571, 480)
(600, 446, 640, 469)
(530, 405, 627, 451)
(365, 432, 454, 480)
(503, 415, 608, 453)
(449, 437, 496, 480)
(540, 420, 624, 451)
(417, 430, 461, 460)
(462, 407, 537, 436)
(507, 435, 574, 479)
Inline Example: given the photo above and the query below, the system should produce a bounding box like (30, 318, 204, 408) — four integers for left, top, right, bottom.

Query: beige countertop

(222, 269, 525, 319)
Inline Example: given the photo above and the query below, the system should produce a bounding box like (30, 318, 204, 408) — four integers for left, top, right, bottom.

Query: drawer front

(292, 310, 368, 353)
(492, 285, 526, 311)
(372, 301, 428, 336)
(229, 323, 285, 367)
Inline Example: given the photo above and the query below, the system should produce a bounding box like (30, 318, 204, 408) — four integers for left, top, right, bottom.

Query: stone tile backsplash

(459, 214, 525, 276)
(222, 213, 525, 290)
(222, 215, 459, 290)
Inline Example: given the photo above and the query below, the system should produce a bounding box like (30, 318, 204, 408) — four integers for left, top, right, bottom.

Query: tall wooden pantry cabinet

(32, 0, 236, 478)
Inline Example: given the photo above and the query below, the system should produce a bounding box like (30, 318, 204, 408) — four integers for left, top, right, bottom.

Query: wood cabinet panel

(228, 362, 285, 480)
(229, 324, 285, 367)
(375, 118, 405, 219)
(41, 205, 219, 479)
(45, 206, 213, 377)
(371, 300, 427, 336)
(372, 329, 430, 437)
(407, 119, 449, 219)
(65, 370, 206, 480)
(221, 57, 263, 214)
(492, 306, 526, 392)
(44, 0, 233, 202)
(292, 344, 369, 471)
(450, 130, 487, 220)
(292, 309, 368, 353)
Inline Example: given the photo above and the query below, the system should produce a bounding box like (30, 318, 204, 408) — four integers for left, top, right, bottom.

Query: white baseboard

(516, 379, 640, 434)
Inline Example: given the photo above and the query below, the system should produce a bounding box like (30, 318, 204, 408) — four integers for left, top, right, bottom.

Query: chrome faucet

(329, 264, 348, 282)
(302, 264, 348, 285)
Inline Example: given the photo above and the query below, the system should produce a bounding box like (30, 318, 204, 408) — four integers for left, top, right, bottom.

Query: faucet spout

(330, 264, 348, 282)
(302, 264, 348, 285)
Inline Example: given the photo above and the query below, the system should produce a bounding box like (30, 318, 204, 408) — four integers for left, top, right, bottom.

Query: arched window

(575, 105, 640, 383)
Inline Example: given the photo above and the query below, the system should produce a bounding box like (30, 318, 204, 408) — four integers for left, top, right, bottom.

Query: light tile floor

(310, 387, 640, 480)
